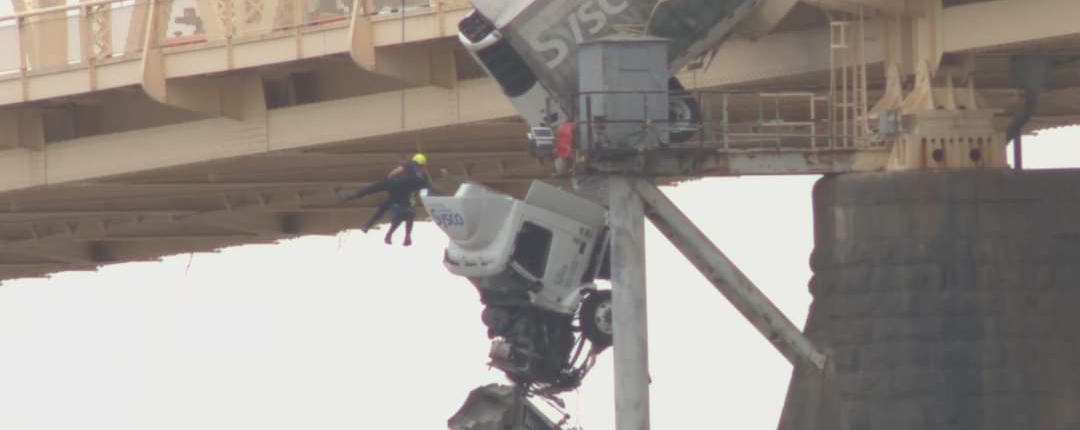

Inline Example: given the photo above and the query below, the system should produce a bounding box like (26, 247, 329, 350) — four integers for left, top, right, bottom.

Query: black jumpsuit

(383, 193, 417, 245)
(338, 161, 431, 233)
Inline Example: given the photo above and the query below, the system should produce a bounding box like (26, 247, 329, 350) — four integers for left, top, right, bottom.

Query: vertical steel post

(609, 176, 650, 430)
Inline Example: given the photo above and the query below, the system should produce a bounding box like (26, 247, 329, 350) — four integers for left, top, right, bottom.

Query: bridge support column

(608, 176, 651, 430)
(779, 169, 1080, 429)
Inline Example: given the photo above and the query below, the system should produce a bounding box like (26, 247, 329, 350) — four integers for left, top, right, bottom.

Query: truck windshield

(511, 221, 553, 279)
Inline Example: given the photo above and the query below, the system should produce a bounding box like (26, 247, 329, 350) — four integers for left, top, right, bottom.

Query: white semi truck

(457, 0, 762, 148)
(441, 2, 769, 425)
(422, 181, 612, 391)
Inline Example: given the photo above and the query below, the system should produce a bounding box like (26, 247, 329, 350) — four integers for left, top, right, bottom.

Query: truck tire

(580, 290, 613, 349)
(669, 77, 701, 143)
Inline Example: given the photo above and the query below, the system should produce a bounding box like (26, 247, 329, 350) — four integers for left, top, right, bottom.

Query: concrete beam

(0, 262, 95, 271)
(267, 150, 528, 163)
(185, 212, 291, 236)
(0, 109, 45, 150)
(349, 6, 463, 88)
(0, 78, 512, 193)
(0, 193, 447, 280)
(0, 189, 377, 241)
(0, 196, 377, 222)
(692, 0, 1080, 89)
(587, 148, 891, 177)
(267, 78, 509, 150)
(0, 242, 97, 265)
(942, 0, 1080, 54)
(77, 232, 267, 242)
(140, 0, 267, 119)
(802, 0, 907, 16)
(369, 4, 470, 45)
(688, 21, 884, 89)
(62, 181, 378, 194)
(0, 210, 195, 221)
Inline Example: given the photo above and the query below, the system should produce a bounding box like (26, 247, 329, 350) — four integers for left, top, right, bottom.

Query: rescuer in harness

(337, 153, 432, 239)
(383, 192, 418, 246)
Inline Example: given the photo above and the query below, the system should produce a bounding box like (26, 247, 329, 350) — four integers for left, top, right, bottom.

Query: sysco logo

(430, 208, 465, 228)
(527, 0, 630, 69)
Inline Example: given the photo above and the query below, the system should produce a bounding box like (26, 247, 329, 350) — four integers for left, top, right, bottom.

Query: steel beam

(0, 78, 513, 194)
(0, 243, 98, 265)
(942, 0, 1080, 54)
(802, 0, 907, 17)
(692, 0, 1080, 90)
(632, 180, 827, 371)
(608, 176, 650, 430)
(74, 233, 268, 242)
(586, 148, 891, 177)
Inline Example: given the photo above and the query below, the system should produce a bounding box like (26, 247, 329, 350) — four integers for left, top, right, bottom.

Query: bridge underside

(1, 0, 1079, 281)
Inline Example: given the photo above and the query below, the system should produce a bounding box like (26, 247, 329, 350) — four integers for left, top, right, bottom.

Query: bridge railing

(569, 89, 883, 155)
(0, 0, 148, 78)
(0, 0, 470, 79)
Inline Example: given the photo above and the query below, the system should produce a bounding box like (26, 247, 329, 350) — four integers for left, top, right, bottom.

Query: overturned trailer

(422, 181, 613, 392)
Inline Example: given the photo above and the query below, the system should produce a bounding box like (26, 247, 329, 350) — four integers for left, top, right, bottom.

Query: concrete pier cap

(780, 168, 1080, 430)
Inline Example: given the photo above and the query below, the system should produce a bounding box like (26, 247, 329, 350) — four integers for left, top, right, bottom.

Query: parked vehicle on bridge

(457, 0, 762, 149)
(421, 181, 612, 392)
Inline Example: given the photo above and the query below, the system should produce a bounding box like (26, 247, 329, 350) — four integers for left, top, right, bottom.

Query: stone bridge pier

(779, 169, 1080, 430)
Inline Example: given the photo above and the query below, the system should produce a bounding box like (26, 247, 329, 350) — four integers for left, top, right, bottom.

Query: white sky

(1, 127, 1078, 430)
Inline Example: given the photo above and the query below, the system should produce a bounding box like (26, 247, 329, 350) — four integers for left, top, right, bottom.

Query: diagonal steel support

(631, 180, 827, 371)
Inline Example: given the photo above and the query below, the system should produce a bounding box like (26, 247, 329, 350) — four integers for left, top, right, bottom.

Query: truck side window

(511, 221, 553, 279)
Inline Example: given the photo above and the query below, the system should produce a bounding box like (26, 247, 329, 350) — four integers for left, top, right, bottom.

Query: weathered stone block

(780, 170, 1080, 430)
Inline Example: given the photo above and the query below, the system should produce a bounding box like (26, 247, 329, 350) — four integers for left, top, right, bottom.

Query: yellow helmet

(412, 153, 427, 165)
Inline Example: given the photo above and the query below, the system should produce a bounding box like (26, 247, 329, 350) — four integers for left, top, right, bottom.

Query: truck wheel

(669, 77, 701, 143)
(580, 290, 613, 349)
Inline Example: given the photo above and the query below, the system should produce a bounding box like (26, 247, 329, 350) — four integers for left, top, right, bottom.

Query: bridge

(0, 0, 1078, 281)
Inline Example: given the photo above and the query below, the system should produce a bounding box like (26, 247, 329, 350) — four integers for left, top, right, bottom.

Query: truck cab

(423, 181, 609, 315)
(422, 181, 611, 389)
